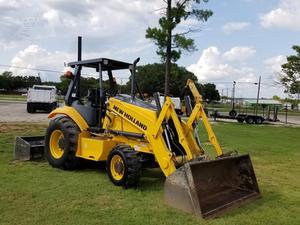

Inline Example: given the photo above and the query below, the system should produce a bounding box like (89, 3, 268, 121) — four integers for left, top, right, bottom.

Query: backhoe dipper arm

(185, 79, 203, 104)
(185, 79, 223, 156)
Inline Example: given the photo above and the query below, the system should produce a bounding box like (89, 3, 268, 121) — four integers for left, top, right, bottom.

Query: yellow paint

(49, 129, 64, 159)
(76, 137, 117, 161)
(110, 155, 124, 181)
(186, 79, 203, 103)
(48, 106, 89, 131)
(46, 80, 224, 177)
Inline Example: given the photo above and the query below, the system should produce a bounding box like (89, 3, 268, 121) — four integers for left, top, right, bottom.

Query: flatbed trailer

(210, 104, 279, 125)
(211, 112, 264, 124)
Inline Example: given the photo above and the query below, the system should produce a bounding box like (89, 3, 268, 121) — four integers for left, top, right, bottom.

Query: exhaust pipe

(164, 154, 261, 218)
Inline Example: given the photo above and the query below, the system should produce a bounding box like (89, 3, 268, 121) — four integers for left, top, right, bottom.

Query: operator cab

(64, 57, 150, 127)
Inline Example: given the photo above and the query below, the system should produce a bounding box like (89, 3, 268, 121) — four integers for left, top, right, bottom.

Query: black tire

(47, 103, 55, 113)
(255, 116, 263, 124)
(27, 103, 33, 113)
(246, 116, 254, 124)
(237, 118, 244, 123)
(45, 116, 80, 170)
(107, 145, 141, 188)
(229, 110, 237, 117)
(52, 102, 58, 110)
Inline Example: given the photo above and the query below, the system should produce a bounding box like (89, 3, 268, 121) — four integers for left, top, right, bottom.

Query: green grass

(0, 122, 299, 225)
(0, 94, 26, 102)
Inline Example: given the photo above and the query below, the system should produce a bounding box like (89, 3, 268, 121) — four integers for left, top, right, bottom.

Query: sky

(0, 0, 299, 99)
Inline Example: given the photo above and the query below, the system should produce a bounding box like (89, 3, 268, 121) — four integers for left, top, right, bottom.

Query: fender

(48, 106, 89, 131)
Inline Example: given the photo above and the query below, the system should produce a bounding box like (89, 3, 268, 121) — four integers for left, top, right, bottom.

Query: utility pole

(297, 83, 300, 110)
(226, 88, 228, 100)
(221, 89, 224, 102)
(255, 75, 261, 116)
(295, 79, 300, 110)
(232, 81, 236, 110)
(37, 72, 41, 84)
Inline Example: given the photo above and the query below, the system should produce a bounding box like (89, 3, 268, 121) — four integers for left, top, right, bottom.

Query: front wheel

(229, 110, 237, 117)
(107, 145, 141, 188)
(237, 118, 244, 123)
(45, 117, 80, 170)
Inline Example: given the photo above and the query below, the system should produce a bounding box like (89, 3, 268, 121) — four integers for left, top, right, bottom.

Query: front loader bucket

(164, 154, 261, 218)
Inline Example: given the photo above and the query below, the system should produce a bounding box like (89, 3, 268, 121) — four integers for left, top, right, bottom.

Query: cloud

(9, 45, 73, 81)
(222, 22, 250, 33)
(40, 0, 164, 39)
(223, 46, 256, 61)
(264, 55, 286, 73)
(187, 47, 233, 81)
(8, 43, 148, 81)
(1, 0, 163, 81)
(0, 0, 20, 11)
(187, 46, 257, 83)
(260, 0, 300, 30)
(0, 0, 164, 52)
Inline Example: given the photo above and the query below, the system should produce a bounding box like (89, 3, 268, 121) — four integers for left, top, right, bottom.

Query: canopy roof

(68, 58, 132, 71)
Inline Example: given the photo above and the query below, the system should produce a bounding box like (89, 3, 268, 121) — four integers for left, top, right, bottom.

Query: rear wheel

(246, 116, 254, 124)
(255, 116, 263, 124)
(27, 103, 34, 113)
(107, 145, 141, 188)
(45, 117, 80, 170)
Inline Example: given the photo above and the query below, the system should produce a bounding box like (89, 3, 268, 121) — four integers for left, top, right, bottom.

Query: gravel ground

(0, 101, 50, 123)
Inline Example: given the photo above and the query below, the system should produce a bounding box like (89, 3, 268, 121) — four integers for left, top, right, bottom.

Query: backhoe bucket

(164, 154, 260, 218)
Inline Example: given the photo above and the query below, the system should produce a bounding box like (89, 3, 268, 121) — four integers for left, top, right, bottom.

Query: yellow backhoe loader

(44, 37, 260, 218)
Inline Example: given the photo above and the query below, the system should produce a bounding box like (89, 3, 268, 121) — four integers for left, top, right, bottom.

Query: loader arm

(106, 96, 203, 177)
(185, 79, 223, 156)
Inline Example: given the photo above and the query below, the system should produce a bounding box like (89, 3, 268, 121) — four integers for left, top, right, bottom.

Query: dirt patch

(0, 122, 48, 133)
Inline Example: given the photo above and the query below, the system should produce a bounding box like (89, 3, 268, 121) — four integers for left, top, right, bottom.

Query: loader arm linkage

(185, 79, 223, 156)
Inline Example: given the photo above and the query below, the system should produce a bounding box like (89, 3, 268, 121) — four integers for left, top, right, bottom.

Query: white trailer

(27, 85, 58, 113)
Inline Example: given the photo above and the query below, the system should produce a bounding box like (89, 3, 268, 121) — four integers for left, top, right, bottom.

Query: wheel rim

(110, 155, 125, 181)
(49, 129, 65, 159)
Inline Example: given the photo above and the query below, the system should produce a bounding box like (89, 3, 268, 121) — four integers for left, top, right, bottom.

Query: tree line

(0, 71, 41, 91)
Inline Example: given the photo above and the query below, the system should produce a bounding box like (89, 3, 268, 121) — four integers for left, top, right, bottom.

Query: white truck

(27, 85, 58, 113)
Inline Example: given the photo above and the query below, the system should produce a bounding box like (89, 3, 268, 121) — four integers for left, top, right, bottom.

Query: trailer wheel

(255, 117, 263, 124)
(107, 145, 141, 188)
(229, 110, 237, 117)
(45, 116, 80, 170)
(246, 116, 254, 124)
(237, 118, 244, 123)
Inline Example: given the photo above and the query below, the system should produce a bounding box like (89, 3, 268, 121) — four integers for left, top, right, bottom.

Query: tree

(146, 0, 212, 96)
(272, 95, 281, 100)
(0, 71, 13, 90)
(280, 45, 300, 95)
(125, 63, 197, 97)
(199, 83, 220, 103)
